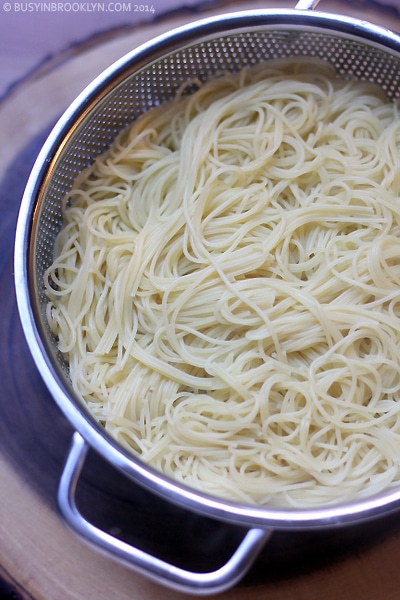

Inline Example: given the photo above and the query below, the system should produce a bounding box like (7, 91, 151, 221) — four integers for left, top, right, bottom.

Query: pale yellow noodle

(45, 58, 400, 507)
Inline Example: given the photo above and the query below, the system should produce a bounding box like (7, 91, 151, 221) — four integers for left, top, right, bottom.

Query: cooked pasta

(45, 58, 400, 507)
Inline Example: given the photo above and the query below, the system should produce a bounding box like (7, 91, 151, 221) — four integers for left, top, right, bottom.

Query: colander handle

(295, 0, 321, 9)
(58, 432, 271, 595)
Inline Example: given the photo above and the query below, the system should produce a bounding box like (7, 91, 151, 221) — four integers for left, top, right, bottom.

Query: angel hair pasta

(45, 58, 400, 507)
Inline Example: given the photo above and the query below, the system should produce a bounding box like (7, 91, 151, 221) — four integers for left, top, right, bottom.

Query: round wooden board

(3, 2, 400, 599)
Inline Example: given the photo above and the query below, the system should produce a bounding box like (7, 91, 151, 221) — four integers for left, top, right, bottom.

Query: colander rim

(14, 6, 400, 529)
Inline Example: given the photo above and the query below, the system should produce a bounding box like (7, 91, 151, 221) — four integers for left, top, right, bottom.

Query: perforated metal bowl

(14, 1, 400, 594)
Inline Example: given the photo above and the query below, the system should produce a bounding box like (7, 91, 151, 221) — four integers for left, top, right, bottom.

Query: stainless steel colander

(14, 0, 400, 594)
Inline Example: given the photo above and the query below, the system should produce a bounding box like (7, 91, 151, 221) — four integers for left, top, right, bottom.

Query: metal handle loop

(295, 0, 321, 9)
(58, 432, 271, 595)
